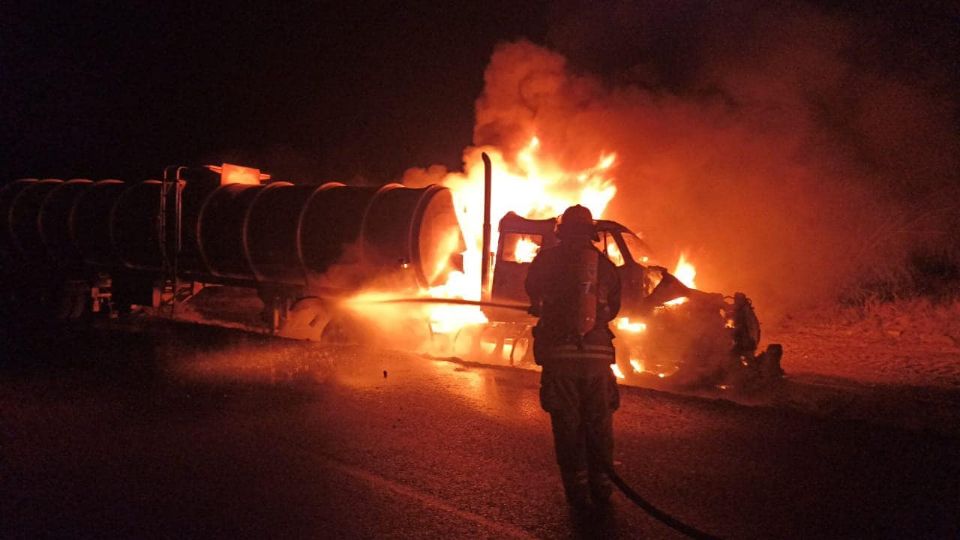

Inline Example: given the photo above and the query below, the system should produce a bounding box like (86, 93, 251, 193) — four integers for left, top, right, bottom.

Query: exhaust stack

(481, 152, 492, 301)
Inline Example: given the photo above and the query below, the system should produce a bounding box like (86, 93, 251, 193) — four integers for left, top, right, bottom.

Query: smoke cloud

(409, 1, 959, 316)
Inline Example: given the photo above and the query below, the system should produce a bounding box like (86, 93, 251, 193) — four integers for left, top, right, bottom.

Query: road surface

(2, 320, 958, 538)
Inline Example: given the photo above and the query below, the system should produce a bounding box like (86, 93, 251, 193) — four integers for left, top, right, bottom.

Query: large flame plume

(341, 130, 635, 350)
(350, 13, 958, 346)
(399, 135, 627, 336)
(418, 136, 617, 296)
(455, 36, 957, 313)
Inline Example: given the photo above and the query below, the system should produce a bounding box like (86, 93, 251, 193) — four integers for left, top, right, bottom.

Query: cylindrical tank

(178, 175, 222, 275)
(38, 179, 93, 266)
(71, 180, 126, 267)
(359, 184, 463, 287)
(111, 180, 171, 271)
(10, 180, 64, 263)
(298, 182, 464, 289)
(297, 184, 383, 281)
(0, 179, 39, 261)
(197, 182, 465, 290)
(245, 183, 325, 284)
(196, 182, 293, 280)
(4, 173, 465, 292)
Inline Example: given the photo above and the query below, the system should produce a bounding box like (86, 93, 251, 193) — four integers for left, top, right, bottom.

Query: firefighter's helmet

(557, 205, 598, 240)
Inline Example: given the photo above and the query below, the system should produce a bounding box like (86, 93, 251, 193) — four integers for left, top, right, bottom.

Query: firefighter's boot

(561, 469, 591, 510)
(589, 472, 614, 505)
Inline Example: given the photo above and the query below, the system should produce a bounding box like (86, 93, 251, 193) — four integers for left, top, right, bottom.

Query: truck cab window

(502, 233, 542, 263)
(621, 233, 651, 265)
(595, 232, 625, 267)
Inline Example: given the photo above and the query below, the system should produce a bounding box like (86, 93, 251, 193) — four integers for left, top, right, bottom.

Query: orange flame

(346, 132, 706, 369)
(417, 136, 618, 332)
(513, 237, 541, 264)
(673, 253, 697, 288)
(664, 252, 697, 306)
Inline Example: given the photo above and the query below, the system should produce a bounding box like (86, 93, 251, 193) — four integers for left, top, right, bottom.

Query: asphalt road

(2, 320, 958, 539)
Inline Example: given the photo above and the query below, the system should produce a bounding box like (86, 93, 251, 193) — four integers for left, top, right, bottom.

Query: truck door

(491, 231, 543, 305)
(594, 231, 647, 315)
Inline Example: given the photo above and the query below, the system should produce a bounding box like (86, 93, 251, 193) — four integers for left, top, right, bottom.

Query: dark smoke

(468, 1, 959, 315)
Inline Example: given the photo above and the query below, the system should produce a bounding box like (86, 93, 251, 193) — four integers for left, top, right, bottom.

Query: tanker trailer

(0, 178, 103, 320)
(0, 166, 465, 336)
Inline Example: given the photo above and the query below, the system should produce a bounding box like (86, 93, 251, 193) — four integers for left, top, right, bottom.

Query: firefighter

(526, 204, 622, 510)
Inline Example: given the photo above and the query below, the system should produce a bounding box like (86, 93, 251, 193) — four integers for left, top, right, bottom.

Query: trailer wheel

(509, 327, 534, 366)
(451, 324, 483, 359)
(479, 324, 507, 363)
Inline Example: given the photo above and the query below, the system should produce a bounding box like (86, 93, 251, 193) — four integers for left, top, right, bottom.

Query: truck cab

(486, 211, 774, 386)
(490, 211, 656, 317)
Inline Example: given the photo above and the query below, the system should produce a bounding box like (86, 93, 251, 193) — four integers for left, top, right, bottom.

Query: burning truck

(0, 157, 781, 387)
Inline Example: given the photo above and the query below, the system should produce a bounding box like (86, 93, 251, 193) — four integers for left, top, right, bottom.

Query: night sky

(2, 1, 549, 183)
(3, 1, 956, 189)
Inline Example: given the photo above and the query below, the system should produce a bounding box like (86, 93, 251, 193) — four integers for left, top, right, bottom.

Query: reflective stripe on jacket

(539, 343, 616, 362)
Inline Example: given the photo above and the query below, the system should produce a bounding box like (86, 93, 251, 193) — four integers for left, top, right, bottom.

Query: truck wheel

(479, 325, 507, 363)
(509, 327, 534, 366)
(451, 324, 483, 359)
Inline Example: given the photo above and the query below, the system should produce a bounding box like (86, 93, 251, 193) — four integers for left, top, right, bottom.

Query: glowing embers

(613, 358, 678, 380)
(613, 353, 680, 381)
(616, 317, 647, 333)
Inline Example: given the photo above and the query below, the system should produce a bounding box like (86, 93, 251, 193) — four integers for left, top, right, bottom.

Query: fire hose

(369, 296, 722, 539)
(602, 462, 719, 539)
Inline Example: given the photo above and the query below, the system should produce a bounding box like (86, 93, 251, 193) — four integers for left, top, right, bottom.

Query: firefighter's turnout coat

(525, 235, 622, 501)
(525, 237, 621, 365)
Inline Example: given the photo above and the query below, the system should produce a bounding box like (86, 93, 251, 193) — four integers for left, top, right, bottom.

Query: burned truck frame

(457, 211, 781, 387)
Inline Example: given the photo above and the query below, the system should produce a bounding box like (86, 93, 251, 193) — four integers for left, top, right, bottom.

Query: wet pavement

(2, 320, 959, 539)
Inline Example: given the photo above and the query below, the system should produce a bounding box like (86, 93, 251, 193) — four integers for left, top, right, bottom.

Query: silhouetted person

(525, 204, 621, 510)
